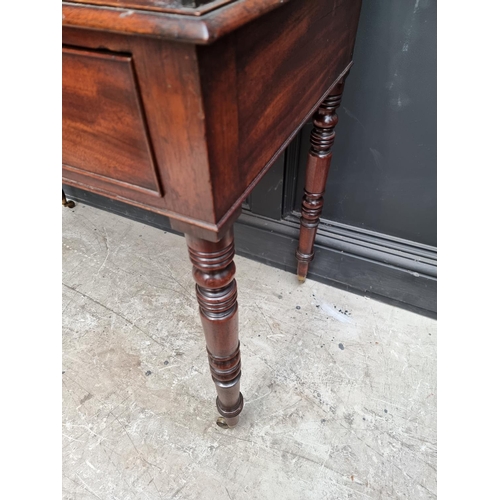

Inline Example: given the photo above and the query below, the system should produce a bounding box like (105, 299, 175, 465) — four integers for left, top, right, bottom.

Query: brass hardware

(62, 190, 75, 208)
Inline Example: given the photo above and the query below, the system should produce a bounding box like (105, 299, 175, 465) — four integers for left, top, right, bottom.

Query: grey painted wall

(294, 0, 437, 247)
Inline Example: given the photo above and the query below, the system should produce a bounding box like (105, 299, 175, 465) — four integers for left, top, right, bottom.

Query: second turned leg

(296, 77, 347, 282)
(185, 228, 244, 428)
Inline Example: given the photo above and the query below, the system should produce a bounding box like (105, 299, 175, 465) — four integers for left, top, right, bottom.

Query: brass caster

(216, 416, 239, 429)
(62, 190, 75, 208)
(62, 199, 75, 208)
(296, 259, 310, 283)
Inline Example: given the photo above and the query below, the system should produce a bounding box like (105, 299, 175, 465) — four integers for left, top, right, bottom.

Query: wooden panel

(236, 0, 361, 193)
(63, 47, 161, 197)
(127, 38, 216, 222)
(62, 29, 223, 237)
(199, 0, 362, 221)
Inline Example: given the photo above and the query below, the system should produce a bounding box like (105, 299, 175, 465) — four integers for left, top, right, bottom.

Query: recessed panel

(63, 47, 161, 197)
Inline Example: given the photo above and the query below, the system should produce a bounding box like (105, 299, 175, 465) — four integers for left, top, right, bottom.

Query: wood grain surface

(63, 47, 161, 197)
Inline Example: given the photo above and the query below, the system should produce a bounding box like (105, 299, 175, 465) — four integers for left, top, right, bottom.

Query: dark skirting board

(63, 185, 436, 319)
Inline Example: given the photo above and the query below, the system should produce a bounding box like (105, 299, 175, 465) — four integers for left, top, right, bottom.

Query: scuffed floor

(62, 204, 437, 500)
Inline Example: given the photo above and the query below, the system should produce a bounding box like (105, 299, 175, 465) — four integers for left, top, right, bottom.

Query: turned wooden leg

(62, 189, 75, 208)
(185, 228, 244, 428)
(296, 77, 347, 282)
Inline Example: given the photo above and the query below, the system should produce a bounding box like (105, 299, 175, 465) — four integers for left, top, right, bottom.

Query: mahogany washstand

(62, 0, 362, 427)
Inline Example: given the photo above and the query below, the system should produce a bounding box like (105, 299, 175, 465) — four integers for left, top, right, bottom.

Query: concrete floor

(62, 204, 437, 500)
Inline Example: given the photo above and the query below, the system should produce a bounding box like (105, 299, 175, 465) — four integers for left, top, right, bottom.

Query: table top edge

(62, 0, 292, 44)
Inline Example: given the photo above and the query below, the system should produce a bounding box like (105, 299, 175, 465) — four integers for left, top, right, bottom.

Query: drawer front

(62, 47, 162, 198)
